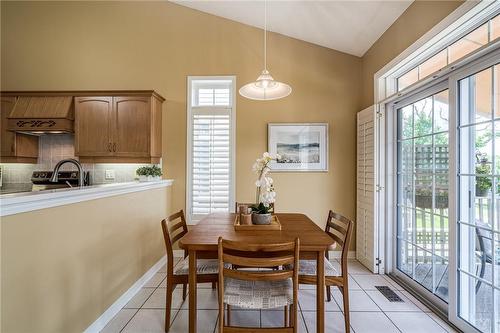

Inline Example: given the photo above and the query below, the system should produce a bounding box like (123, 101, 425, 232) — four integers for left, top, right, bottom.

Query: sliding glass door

(396, 86, 450, 304)
(456, 62, 499, 333)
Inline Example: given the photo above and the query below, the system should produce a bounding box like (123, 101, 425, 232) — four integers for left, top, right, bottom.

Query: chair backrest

(325, 210, 354, 276)
(161, 210, 189, 274)
(475, 222, 493, 259)
(217, 237, 299, 331)
(235, 202, 275, 213)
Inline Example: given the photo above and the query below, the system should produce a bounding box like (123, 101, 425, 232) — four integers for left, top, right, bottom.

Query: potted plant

(476, 163, 492, 197)
(136, 165, 163, 182)
(251, 152, 280, 225)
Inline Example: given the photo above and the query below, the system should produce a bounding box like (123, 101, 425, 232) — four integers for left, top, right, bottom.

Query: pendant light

(239, 0, 292, 101)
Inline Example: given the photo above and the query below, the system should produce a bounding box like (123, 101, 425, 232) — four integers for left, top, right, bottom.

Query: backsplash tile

(1, 134, 150, 186)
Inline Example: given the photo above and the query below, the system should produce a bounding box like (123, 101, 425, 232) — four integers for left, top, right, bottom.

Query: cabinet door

(1, 97, 17, 156)
(75, 97, 113, 156)
(112, 97, 150, 157)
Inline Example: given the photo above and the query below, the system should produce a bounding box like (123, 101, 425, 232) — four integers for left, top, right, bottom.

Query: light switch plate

(105, 169, 115, 180)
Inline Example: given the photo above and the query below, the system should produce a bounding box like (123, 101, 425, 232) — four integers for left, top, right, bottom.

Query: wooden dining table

(179, 212, 334, 333)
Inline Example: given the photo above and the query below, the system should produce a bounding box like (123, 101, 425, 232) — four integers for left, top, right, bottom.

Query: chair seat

(174, 258, 219, 275)
(297, 259, 339, 276)
(224, 277, 293, 309)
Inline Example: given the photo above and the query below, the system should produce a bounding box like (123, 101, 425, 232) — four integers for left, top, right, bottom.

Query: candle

(241, 213, 252, 225)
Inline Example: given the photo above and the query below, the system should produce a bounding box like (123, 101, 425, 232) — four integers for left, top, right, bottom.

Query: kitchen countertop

(0, 179, 173, 216)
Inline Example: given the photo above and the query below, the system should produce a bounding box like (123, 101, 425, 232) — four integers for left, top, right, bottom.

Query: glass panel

(434, 90, 449, 132)
(419, 50, 448, 79)
(413, 97, 433, 138)
(399, 140, 414, 174)
(398, 67, 418, 91)
(398, 239, 414, 278)
(459, 223, 492, 283)
(494, 233, 500, 288)
(491, 14, 500, 41)
(459, 123, 493, 175)
(399, 105, 413, 139)
(434, 216, 449, 258)
(449, 23, 488, 63)
(415, 211, 432, 252)
(459, 272, 493, 333)
(399, 205, 414, 241)
(434, 256, 449, 302)
(495, 65, 500, 120)
(414, 249, 433, 291)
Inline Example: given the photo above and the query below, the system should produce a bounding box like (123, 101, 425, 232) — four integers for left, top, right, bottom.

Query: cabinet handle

(107, 143, 112, 152)
(113, 143, 117, 152)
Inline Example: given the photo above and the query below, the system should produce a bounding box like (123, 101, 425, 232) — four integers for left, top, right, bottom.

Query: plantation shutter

(191, 108, 231, 219)
(187, 77, 235, 224)
(356, 106, 379, 273)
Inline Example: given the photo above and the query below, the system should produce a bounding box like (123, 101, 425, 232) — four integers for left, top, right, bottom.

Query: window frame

(186, 76, 236, 225)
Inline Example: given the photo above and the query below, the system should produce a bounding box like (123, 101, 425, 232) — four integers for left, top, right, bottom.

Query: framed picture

(268, 123, 328, 172)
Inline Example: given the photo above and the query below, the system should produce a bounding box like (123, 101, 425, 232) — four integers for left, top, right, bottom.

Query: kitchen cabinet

(0, 96, 38, 163)
(75, 91, 164, 163)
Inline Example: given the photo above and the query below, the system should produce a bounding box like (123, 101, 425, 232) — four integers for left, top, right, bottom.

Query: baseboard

(83, 255, 167, 333)
(328, 250, 356, 259)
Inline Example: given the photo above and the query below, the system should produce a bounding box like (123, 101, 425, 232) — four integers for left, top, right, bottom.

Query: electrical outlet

(105, 169, 115, 180)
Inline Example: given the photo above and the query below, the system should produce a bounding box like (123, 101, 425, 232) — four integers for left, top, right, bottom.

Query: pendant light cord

(264, 0, 267, 71)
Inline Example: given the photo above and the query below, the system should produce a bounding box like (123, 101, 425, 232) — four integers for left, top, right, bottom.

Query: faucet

(49, 158, 85, 187)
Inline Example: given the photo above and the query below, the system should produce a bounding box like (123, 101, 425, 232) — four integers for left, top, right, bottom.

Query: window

(395, 12, 500, 93)
(187, 77, 235, 223)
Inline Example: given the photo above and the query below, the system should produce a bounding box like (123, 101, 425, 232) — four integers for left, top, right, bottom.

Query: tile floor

(101, 258, 458, 333)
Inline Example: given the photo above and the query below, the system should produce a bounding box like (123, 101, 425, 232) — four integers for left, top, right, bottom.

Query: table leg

(189, 250, 197, 333)
(317, 250, 325, 333)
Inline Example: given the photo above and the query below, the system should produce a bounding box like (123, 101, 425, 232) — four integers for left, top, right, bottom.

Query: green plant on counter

(250, 202, 272, 214)
(136, 165, 163, 177)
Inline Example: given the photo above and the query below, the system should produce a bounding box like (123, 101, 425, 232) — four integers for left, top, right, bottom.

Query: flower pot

(252, 213, 272, 225)
(475, 185, 490, 197)
(139, 175, 161, 182)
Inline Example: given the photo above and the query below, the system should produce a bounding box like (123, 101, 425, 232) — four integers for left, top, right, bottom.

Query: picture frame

(268, 123, 329, 172)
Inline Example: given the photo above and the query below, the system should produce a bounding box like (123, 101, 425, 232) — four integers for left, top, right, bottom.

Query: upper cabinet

(75, 92, 164, 163)
(0, 96, 39, 163)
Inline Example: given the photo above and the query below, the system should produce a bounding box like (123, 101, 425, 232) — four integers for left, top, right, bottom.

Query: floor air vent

(375, 286, 403, 302)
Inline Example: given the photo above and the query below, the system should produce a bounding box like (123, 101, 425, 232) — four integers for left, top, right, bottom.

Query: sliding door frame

(385, 48, 499, 332)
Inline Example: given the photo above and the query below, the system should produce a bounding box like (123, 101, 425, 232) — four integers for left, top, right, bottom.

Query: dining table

(179, 212, 335, 333)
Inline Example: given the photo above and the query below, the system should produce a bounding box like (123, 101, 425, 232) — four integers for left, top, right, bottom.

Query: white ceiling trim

(172, 0, 413, 57)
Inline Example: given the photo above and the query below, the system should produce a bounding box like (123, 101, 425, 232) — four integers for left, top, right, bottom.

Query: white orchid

(253, 152, 278, 207)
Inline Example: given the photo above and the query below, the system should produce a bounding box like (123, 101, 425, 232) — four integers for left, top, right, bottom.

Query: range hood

(8, 96, 74, 134)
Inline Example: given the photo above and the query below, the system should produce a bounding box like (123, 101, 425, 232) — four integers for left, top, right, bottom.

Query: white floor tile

(385, 312, 447, 333)
(124, 288, 155, 309)
(121, 309, 166, 333)
(347, 276, 362, 290)
(143, 288, 186, 309)
(350, 312, 399, 333)
(226, 310, 260, 327)
(332, 290, 380, 312)
(100, 309, 137, 333)
(302, 311, 352, 333)
(427, 312, 459, 333)
(181, 288, 219, 310)
(144, 273, 167, 288)
(346, 260, 373, 275)
(261, 309, 308, 332)
(382, 275, 405, 290)
(365, 290, 421, 312)
(351, 274, 398, 290)
(400, 290, 431, 312)
(298, 289, 341, 312)
(168, 309, 218, 333)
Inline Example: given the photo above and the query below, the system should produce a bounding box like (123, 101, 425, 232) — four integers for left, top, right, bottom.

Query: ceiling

(173, 0, 413, 57)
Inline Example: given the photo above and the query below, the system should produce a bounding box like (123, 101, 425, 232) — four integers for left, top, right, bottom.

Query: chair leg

(284, 305, 288, 327)
(212, 281, 217, 290)
(326, 286, 331, 302)
(341, 286, 350, 333)
(289, 304, 293, 327)
(226, 304, 231, 326)
(165, 283, 174, 333)
(182, 283, 187, 301)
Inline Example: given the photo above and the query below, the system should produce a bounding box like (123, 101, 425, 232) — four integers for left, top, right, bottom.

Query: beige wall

(1, 187, 171, 333)
(1, 2, 362, 238)
(360, 0, 463, 109)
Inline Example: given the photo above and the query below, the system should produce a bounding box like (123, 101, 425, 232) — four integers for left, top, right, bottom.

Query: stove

(31, 170, 90, 191)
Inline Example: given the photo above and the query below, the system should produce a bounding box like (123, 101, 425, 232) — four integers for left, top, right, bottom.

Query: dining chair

(296, 210, 353, 333)
(235, 201, 275, 213)
(161, 210, 219, 333)
(217, 237, 300, 333)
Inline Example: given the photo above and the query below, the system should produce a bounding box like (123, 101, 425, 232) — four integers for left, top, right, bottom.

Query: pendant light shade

(239, 0, 292, 101)
(239, 70, 292, 100)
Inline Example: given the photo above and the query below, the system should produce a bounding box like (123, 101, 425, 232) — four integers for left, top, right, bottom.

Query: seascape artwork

(268, 123, 328, 172)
